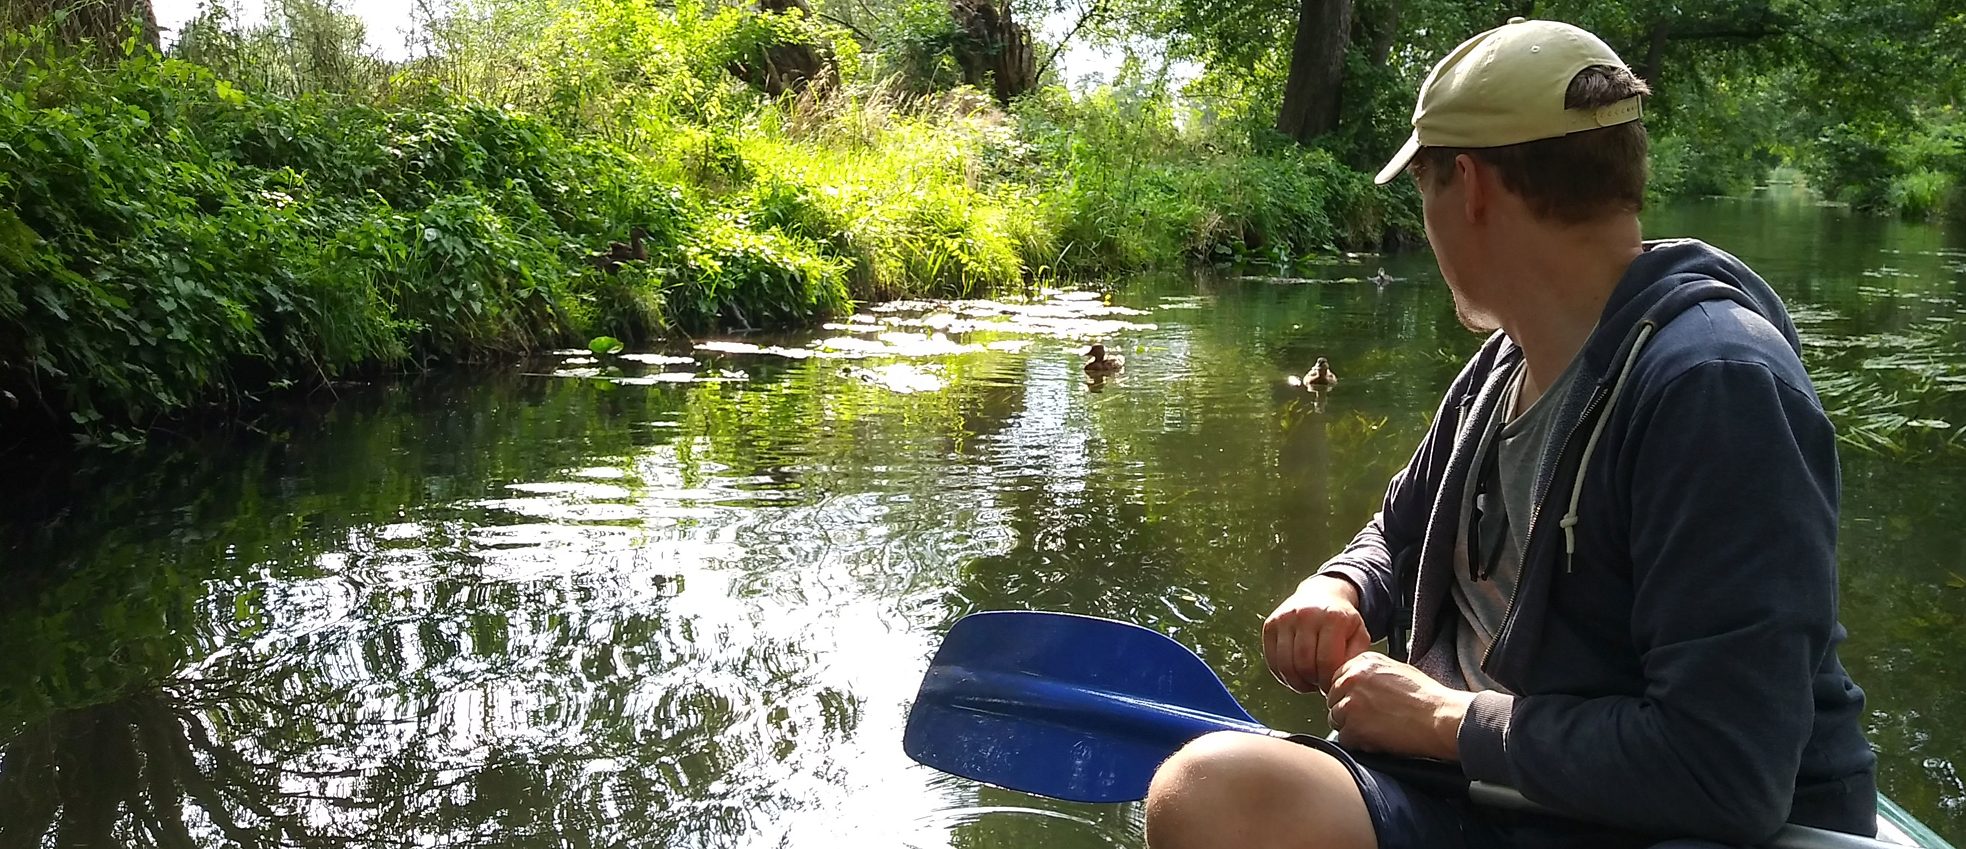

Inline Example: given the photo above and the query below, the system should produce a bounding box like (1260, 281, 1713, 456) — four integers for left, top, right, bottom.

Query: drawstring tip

(1560, 513, 1580, 573)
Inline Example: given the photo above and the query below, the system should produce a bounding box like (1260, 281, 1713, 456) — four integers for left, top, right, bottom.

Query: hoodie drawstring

(1559, 321, 1656, 573)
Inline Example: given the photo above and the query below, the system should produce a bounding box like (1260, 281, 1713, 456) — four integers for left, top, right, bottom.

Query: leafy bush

(1807, 113, 1966, 219)
(1887, 170, 1958, 221)
(1807, 122, 1898, 210)
(1014, 85, 1406, 269)
(0, 41, 851, 436)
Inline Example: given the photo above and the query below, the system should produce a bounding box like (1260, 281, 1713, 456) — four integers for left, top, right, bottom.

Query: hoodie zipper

(1479, 381, 1611, 670)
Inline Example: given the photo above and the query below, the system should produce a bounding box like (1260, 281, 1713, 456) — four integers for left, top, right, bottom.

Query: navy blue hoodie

(1315, 239, 1876, 843)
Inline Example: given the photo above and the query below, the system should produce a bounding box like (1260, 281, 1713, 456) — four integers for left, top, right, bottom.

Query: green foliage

(0, 0, 1412, 443)
(1106, 0, 1966, 209)
(1807, 121, 1900, 210)
(670, 217, 851, 327)
(860, 0, 968, 93)
(171, 0, 392, 98)
(734, 107, 1041, 301)
(1887, 170, 1958, 221)
(1013, 82, 1410, 269)
(0, 37, 857, 437)
(589, 335, 626, 355)
(1806, 112, 1966, 219)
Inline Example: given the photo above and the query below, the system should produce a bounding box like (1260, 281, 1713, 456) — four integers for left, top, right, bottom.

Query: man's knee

(1144, 731, 1375, 849)
(1148, 731, 1267, 814)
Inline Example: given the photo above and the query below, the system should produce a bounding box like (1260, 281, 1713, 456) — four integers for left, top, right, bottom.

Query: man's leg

(1145, 730, 1378, 849)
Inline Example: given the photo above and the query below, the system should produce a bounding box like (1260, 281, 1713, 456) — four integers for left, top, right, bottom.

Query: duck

(1371, 268, 1395, 288)
(1083, 343, 1125, 373)
(1303, 357, 1338, 387)
(589, 226, 650, 274)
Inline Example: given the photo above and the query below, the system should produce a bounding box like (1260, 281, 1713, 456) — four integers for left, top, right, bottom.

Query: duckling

(1083, 343, 1125, 373)
(589, 226, 650, 274)
(1303, 357, 1338, 387)
(612, 226, 650, 262)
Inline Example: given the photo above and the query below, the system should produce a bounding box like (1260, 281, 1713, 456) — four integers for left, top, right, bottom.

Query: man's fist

(1262, 575, 1371, 694)
(1326, 651, 1474, 760)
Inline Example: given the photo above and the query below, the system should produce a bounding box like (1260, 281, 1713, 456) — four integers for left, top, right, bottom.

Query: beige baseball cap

(1373, 17, 1643, 184)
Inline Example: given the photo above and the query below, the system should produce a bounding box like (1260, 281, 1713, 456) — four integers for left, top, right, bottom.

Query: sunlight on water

(1, 196, 1962, 847)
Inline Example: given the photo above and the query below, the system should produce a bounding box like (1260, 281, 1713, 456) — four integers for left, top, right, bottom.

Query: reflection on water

(2, 191, 1964, 847)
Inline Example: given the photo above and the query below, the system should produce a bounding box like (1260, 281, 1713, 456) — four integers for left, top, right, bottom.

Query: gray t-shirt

(1449, 354, 1582, 693)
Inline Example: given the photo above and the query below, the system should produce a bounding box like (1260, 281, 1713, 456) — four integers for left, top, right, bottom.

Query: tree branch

(1034, 0, 1107, 86)
(816, 11, 874, 44)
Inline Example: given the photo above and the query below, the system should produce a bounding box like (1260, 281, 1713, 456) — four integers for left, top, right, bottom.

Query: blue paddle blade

(903, 610, 1271, 803)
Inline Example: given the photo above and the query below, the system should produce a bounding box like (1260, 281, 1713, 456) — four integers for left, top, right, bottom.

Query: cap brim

(1373, 134, 1421, 185)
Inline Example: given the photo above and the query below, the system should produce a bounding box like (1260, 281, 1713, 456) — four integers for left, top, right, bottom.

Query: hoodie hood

(1589, 238, 1804, 365)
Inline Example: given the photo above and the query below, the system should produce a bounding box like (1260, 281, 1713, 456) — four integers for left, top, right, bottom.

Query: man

(1143, 18, 1877, 849)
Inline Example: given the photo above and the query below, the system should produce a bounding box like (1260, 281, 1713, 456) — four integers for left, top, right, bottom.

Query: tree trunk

(1635, 22, 1670, 90)
(8, 0, 160, 52)
(1370, 0, 1402, 66)
(727, 0, 833, 96)
(951, 0, 1038, 105)
(1276, 0, 1354, 143)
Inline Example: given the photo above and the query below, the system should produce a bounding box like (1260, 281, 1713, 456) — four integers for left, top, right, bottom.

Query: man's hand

(1326, 652, 1476, 761)
(1263, 575, 1370, 694)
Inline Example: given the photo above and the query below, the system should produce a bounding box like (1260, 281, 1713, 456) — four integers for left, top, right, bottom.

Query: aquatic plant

(1802, 318, 1966, 455)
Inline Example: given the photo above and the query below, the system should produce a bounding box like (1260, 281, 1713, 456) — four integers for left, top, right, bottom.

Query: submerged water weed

(1803, 318, 1966, 455)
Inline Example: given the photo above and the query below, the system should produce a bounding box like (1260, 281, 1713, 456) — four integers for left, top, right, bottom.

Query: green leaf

(588, 336, 626, 356)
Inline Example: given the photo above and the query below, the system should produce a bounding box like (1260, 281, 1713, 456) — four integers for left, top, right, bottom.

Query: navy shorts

(1290, 734, 1509, 849)
(1294, 736, 1731, 849)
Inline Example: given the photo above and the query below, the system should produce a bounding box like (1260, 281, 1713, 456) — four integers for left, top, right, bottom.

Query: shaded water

(3, 191, 1964, 847)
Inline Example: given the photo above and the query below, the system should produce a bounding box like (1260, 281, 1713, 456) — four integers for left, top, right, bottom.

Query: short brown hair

(1413, 65, 1654, 221)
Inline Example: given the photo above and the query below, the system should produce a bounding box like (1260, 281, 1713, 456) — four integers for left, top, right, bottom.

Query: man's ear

(1456, 153, 1487, 224)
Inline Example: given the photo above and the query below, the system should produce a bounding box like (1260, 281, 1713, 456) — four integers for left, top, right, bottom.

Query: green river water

(2, 190, 1963, 847)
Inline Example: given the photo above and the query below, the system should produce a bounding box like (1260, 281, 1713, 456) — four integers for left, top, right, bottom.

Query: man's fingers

(1272, 619, 1315, 694)
(1329, 651, 1378, 696)
(1316, 617, 1358, 692)
(1262, 616, 1281, 684)
(1290, 622, 1321, 693)
(1345, 622, 1371, 661)
(1266, 621, 1297, 691)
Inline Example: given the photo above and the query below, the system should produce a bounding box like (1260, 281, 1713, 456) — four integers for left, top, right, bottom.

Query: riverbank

(0, 44, 1411, 446)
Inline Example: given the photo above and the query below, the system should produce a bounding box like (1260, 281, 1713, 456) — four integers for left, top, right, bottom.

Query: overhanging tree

(7, 0, 160, 52)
